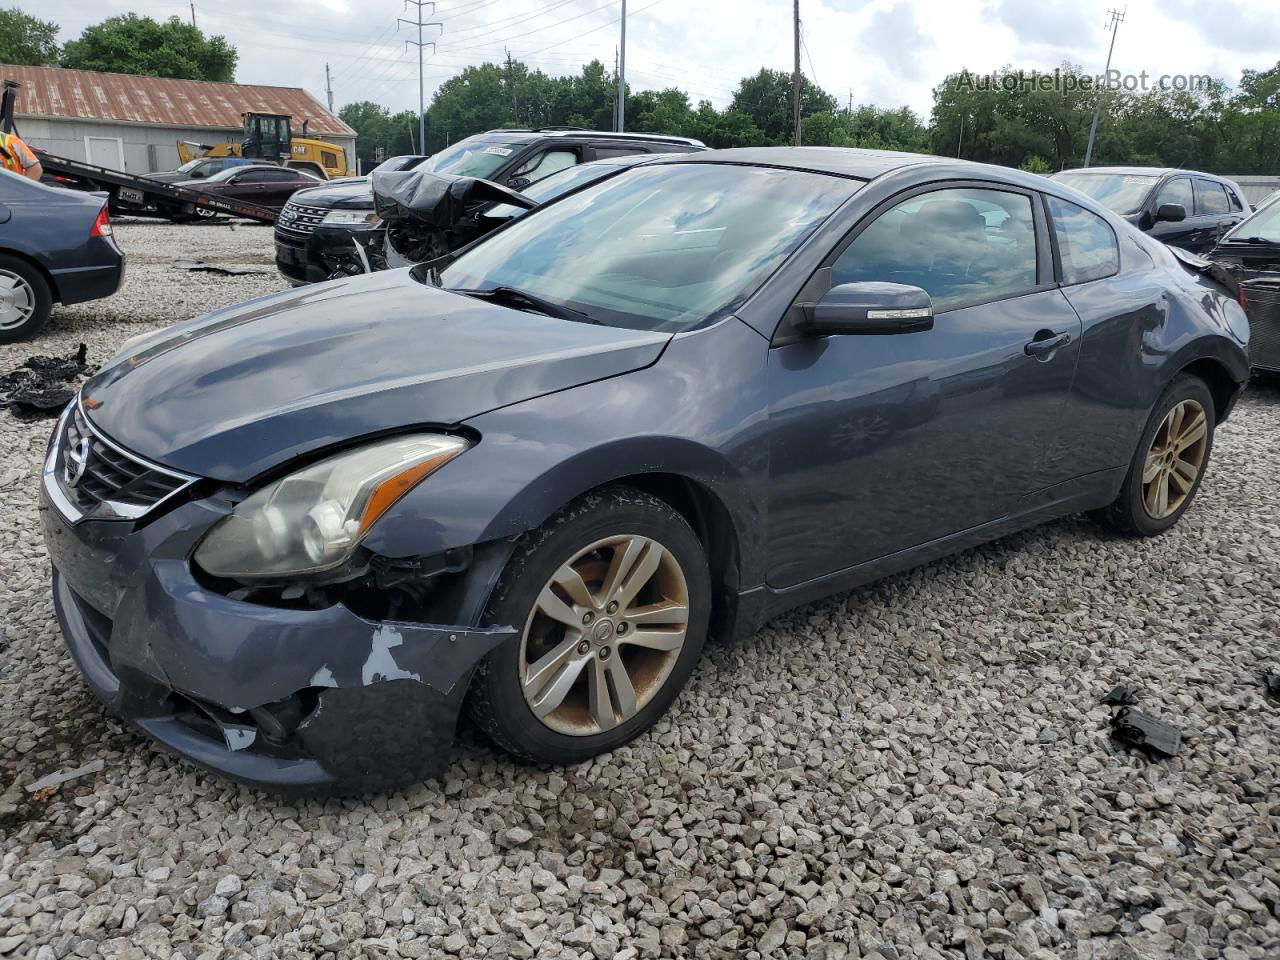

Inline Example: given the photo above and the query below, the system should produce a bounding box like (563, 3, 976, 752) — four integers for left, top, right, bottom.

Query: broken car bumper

(39, 487, 514, 793)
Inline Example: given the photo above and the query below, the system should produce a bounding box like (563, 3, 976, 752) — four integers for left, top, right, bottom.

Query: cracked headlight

(195, 434, 468, 580)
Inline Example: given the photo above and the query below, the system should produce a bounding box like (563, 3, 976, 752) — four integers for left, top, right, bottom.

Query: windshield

(372, 155, 428, 174)
(417, 139, 524, 179)
(1052, 172, 1158, 215)
(1225, 197, 1280, 242)
(485, 160, 632, 220)
(440, 164, 854, 332)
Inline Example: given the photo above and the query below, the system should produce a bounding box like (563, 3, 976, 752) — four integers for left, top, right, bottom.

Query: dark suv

(275, 128, 705, 284)
(1051, 167, 1250, 254)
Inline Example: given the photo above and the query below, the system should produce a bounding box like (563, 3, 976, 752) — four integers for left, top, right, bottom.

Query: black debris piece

(1110, 707, 1182, 759)
(1262, 671, 1280, 703)
(1100, 685, 1139, 706)
(172, 259, 274, 276)
(0, 343, 93, 418)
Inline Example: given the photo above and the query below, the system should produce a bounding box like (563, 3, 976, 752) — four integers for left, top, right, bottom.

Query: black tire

(0, 254, 53, 343)
(1098, 373, 1215, 537)
(468, 486, 711, 765)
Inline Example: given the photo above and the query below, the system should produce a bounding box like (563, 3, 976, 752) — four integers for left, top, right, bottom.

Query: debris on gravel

(1, 220, 1278, 959)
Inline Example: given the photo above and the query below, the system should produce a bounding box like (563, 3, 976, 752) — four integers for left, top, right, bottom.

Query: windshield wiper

(449, 285, 598, 324)
(1230, 236, 1278, 245)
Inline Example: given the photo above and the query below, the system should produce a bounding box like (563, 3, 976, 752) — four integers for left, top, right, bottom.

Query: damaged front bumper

(39, 487, 514, 793)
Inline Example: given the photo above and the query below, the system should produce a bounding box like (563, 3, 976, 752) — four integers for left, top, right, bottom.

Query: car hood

(289, 180, 374, 209)
(82, 270, 670, 482)
(145, 171, 191, 184)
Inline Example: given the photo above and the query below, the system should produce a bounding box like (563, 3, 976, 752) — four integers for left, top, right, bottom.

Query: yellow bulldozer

(177, 112, 352, 180)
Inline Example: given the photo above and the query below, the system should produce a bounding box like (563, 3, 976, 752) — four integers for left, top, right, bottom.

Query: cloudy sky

(18, 0, 1279, 119)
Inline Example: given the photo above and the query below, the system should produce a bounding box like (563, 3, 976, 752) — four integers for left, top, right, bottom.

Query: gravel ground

(1, 220, 1278, 960)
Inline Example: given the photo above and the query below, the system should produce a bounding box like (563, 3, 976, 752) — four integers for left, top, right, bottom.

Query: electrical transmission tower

(1083, 7, 1125, 168)
(400, 0, 442, 156)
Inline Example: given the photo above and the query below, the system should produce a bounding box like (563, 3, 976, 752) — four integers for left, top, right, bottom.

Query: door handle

(1024, 331, 1071, 359)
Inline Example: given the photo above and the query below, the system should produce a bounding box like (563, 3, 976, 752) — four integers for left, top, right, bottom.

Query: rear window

(1047, 196, 1119, 285)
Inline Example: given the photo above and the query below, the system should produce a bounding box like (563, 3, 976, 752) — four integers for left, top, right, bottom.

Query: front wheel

(468, 487, 711, 765)
(1098, 373, 1215, 536)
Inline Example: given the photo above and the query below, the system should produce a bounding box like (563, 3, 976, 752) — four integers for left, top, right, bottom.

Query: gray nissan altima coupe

(40, 148, 1250, 792)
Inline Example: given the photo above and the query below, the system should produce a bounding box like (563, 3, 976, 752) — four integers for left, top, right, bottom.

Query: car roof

(478, 128, 706, 148)
(1058, 166, 1228, 180)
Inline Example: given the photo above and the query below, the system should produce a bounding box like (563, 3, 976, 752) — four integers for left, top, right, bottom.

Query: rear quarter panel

(1052, 227, 1248, 474)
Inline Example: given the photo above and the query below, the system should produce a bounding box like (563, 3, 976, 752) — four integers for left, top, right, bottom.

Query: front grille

(1245, 281, 1280, 372)
(52, 404, 198, 521)
(275, 200, 329, 236)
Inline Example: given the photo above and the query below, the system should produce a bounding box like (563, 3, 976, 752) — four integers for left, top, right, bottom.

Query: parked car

(1051, 167, 1250, 254)
(42, 148, 1249, 792)
(275, 129, 704, 284)
(1211, 193, 1280, 373)
(145, 156, 256, 184)
(172, 164, 321, 217)
(0, 169, 123, 342)
(377, 151, 684, 271)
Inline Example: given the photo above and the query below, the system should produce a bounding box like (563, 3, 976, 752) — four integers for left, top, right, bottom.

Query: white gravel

(1, 220, 1278, 960)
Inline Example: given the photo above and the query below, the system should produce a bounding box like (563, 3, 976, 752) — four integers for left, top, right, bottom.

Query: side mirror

(506, 175, 532, 191)
(804, 282, 934, 336)
(1156, 202, 1186, 223)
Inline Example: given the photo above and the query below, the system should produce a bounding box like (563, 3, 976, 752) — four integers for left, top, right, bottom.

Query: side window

(1226, 188, 1244, 211)
(830, 187, 1038, 312)
(1194, 179, 1229, 216)
(1156, 177, 1193, 212)
(512, 149, 578, 184)
(1046, 196, 1119, 285)
(236, 170, 271, 183)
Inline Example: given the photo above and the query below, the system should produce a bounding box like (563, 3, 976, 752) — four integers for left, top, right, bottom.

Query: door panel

(765, 288, 1082, 588)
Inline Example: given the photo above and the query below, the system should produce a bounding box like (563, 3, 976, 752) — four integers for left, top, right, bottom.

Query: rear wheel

(1099, 374, 1214, 536)
(469, 487, 710, 765)
(0, 255, 52, 343)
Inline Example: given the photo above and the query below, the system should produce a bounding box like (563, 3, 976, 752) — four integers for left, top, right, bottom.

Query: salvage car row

(37, 145, 1259, 792)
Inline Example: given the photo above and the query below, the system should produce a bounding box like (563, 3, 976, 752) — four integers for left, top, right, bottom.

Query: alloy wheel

(0, 269, 35, 331)
(1142, 398, 1208, 519)
(519, 534, 690, 736)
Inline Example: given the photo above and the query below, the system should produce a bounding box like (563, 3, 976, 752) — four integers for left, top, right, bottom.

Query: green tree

(729, 69, 838, 144)
(0, 7, 60, 65)
(339, 101, 393, 165)
(62, 14, 237, 82)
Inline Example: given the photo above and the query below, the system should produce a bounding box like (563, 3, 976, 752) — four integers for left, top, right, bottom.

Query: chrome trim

(43, 398, 200, 524)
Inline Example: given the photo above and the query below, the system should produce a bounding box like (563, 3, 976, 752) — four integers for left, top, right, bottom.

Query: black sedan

(41, 149, 1249, 792)
(0, 169, 124, 342)
(1052, 167, 1250, 254)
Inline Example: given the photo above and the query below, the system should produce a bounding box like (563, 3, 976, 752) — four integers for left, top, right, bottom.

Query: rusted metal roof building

(0, 64, 356, 174)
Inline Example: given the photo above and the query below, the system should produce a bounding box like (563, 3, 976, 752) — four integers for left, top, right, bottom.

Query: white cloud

(14, 0, 1279, 124)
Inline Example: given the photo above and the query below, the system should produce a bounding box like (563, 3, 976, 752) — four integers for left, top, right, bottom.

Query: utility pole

(616, 0, 627, 132)
(400, 0, 442, 157)
(505, 48, 517, 124)
(846, 88, 853, 139)
(189, 3, 197, 28)
(1083, 7, 1125, 168)
(792, 0, 802, 146)
(324, 63, 333, 113)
